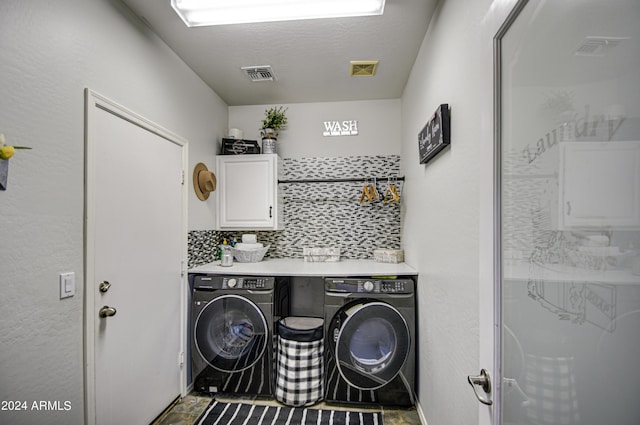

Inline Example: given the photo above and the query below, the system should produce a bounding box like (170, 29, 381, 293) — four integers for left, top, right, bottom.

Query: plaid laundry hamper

(275, 317, 324, 407)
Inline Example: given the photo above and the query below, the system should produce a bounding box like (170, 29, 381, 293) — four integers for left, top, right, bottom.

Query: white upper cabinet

(559, 141, 640, 229)
(215, 154, 283, 230)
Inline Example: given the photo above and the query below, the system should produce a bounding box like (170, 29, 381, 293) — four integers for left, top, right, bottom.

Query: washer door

(194, 294, 268, 372)
(330, 300, 410, 390)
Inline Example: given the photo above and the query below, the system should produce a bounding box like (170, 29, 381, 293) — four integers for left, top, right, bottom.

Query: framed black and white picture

(418, 104, 450, 164)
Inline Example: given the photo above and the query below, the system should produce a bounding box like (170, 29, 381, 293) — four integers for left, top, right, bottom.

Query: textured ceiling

(119, 0, 438, 106)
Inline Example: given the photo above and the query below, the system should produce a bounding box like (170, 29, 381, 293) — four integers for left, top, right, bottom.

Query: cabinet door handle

(269, 206, 273, 218)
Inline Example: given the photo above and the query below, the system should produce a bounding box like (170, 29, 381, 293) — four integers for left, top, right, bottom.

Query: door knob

(99, 306, 117, 318)
(468, 368, 493, 405)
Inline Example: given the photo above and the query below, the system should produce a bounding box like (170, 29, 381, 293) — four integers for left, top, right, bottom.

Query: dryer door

(330, 300, 410, 390)
(194, 294, 268, 372)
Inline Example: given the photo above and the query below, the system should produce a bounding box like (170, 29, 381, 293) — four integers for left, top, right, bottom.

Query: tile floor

(153, 393, 422, 425)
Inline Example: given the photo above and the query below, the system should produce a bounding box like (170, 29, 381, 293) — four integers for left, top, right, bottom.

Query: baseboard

(184, 382, 194, 396)
(416, 399, 428, 425)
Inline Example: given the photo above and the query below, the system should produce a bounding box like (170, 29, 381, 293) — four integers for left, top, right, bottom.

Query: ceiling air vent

(241, 66, 276, 82)
(574, 36, 629, 57)
(350, 60, 379, 77)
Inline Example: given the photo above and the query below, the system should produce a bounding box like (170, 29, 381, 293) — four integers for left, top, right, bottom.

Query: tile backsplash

(188, 155, 402, 267)
(188, 230, 221, 267)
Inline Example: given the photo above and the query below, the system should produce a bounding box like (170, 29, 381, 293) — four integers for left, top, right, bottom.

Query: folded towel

(235, 242, 264, 250)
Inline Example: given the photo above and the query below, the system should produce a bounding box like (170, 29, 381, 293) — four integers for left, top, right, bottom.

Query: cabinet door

(216, 155, 278, 229)
(560, 141, 640, 228)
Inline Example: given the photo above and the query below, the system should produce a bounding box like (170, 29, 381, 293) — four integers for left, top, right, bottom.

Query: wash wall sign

(323, 120, 359, 137)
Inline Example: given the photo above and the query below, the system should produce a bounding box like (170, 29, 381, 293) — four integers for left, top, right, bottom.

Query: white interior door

(492, 1, 640, 425)
(85, 90, 187, 425)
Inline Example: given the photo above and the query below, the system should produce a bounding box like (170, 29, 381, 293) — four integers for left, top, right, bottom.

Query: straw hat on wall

(193, 162, 216, 201)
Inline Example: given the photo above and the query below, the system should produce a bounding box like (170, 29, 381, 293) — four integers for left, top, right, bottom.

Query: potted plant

(260, 106, 287, 154)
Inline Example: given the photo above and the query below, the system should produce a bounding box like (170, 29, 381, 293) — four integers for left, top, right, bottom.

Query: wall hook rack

(278, 176, 404, 205)
(278, 176, 405, 184)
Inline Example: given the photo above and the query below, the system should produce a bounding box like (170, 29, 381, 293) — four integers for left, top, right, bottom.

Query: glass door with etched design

(497, 0, 640, 424)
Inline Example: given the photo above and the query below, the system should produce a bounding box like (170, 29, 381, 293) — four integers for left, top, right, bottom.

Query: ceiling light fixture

(171, 0, 386, 27)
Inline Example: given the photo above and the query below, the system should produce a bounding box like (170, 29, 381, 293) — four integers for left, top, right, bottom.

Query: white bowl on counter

(231, 245, 270, 263)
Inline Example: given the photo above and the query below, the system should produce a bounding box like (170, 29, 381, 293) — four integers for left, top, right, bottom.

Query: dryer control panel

(193, 275, 274, 290)
(325, 278, 414, 294)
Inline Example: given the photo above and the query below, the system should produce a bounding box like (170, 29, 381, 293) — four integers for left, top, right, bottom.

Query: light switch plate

(60, 272, 75, 299)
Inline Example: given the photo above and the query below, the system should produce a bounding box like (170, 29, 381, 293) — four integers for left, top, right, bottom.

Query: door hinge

(179, 351, 185, 366)
(181, 170, 185, 185)
(181, 260, 186, 277)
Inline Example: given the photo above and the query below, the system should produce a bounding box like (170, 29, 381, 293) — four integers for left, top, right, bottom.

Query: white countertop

(189, 258, 417, 277)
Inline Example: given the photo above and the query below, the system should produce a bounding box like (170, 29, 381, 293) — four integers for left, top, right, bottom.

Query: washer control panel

(222, 277, 272, 289)
(325, 278, 413, 294)
(193, 275, 274, 290)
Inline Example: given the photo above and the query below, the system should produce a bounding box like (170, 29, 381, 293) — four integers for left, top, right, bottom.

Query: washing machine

(324, 278, 415, 406)
(191, 275, 287, 396)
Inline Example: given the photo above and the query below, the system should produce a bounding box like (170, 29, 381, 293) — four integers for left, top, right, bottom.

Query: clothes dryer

(191, 275, 283, 396)
(324, 278, 415, 406)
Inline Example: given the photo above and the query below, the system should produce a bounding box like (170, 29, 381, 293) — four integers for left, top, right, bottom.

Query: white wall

(229, 99, 401, 158)
(400, 1, 513, 424)
(0, 1, 227, 424)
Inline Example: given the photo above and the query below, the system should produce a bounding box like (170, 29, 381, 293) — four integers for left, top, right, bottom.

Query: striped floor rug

(196, 400, 383, 425)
